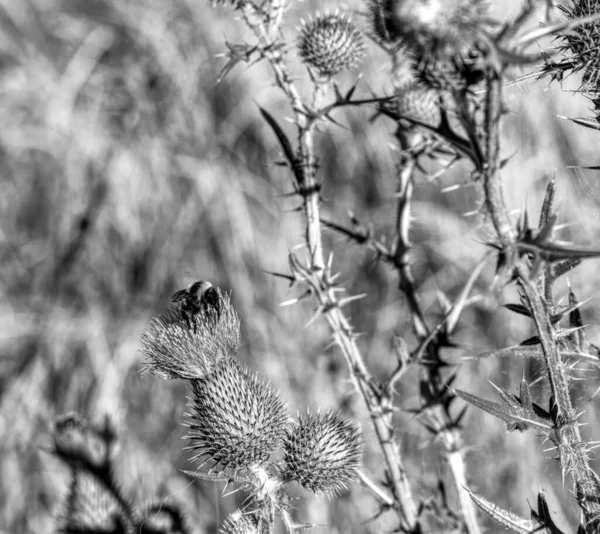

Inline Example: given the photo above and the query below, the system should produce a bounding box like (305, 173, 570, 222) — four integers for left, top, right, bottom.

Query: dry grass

(3, 0, 600, 532)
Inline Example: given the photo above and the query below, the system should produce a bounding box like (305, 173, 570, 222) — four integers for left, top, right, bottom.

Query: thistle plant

(204, 0, 600, 532)
(52, 293, 362, 533)
(44, 0, 600, 533)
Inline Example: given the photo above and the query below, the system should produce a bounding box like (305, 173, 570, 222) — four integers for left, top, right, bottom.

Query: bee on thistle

(171, 280, 222, 331)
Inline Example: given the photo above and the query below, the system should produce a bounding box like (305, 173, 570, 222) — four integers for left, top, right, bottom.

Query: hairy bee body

(171, 280, 221, 331)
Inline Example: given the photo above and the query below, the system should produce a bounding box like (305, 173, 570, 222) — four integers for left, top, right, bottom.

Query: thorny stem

(482, 71, 515, 244)
(483, 70, 600, 528)
(325, 299, 419, 530)
(519, 271, 600, 527)
(242, 3, 324, 270)
(393, 156, 428, 338)
(243, 3, 419, 530)
(392, 148, 481, 534)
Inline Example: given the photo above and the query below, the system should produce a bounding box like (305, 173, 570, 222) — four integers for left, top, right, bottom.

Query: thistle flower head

(417, 46, 486, 91)
(185, 359, 289, 473)
(368, 0, 402, 43)
(391, 46, 419, 91)
(380, 0, 487, 54)
(59, 469, 123, 533)
(395, 84, 440, 127)
(220, 511, 259, 534)
(548, 0, 600, 93)
(140, 290, 240, 380)
(298, 11, 365, 78)
(282, 410, 361, 496)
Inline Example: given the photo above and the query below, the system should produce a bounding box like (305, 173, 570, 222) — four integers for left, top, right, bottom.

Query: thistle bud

(140, 291, 240, 380)
(298, 12, 365, 78)
(282, 410, 361, 496)
(220, 510, 259, 534)
(550, 0, 600, 96)
(186, 359, 289, 472)
(396, 84, 440, 128)
(59, 470, 124, 533)
(368, 0, 402, 43)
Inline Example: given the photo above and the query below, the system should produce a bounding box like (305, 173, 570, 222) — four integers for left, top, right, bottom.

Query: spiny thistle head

(185, 359, 289, 472)
(59, 469, 123, 533)
(220, 510, 259, 534)
(417, 46, 486, 91)
(395, 84, 440, 127)
(387, 0, 488, 51)
(391, 46, 419, 90)
(298, 11, 365, 78)
(549, 0, 600, 93)
(282, 410, 361, 496)
(368, 0, 402, 43)
(140, 290, 240, 380)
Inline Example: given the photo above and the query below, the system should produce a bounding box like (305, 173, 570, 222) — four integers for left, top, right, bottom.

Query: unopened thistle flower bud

(186, 359, 289, 472)
(298, 12, 365, 78)
(368, 0, 401, 43)
(220, 510, 259, 534)
(61, 469, 123, 533)
(140, 290, 240, 380)
(282, 410, 361, 496)
(396, 84, 440, 128)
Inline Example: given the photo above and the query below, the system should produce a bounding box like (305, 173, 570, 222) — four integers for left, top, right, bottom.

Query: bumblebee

(171, 280, 221, 331)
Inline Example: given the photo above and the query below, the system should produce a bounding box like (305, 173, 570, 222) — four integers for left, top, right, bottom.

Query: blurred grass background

(2, 0, 600, 532)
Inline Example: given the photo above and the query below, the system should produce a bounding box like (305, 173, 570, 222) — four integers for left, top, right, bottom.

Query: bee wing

(171, 289, 188, 302)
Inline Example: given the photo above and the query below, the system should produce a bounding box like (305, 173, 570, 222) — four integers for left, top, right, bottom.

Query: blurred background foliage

(3, 0, 600, 532)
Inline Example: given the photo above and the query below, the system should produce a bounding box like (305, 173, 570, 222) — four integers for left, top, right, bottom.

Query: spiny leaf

(476, 345, 600, 368)
(488, 381, 521, 410)
(515, 12, 600, 47)
(467, 489, 553, 533)
(551, 296, 591, 325)
(260, 107, 296, 169)
(520, 335, 541, 346)
(536, 214, 558, 244)
(568, 287, 584, 330)
(517, 240, 600, 262)
(216, 41, 258, 84)
(552, 258, 582, 280)
(181, 469, 253, 490)
(556, 114, 600, 131)
(539, 179, 556, 228)
(530, 491, 566, 534)
(321, 218, 369, 243)
(519, 379, 532, 412)
(477, 346, 543, 359)
(504, 303, 532, 317)
(454, 387, 553, 435)
(263, 270, 296, 286)
(345, 79, 359, 101)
